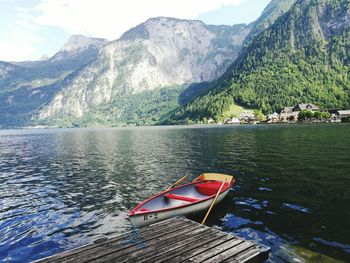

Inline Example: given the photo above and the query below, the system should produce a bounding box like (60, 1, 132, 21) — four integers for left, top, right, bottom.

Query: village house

(224, 117, 240, 125)
(330, 113, 341, 123)
(239, 111, 255, 122)
(207, 117, 215, 124)
(292, 103, 319, 112)
(280, 107, 298, 122)
(267, 112, 280, 123)
(336, 110, 350, 122)
(277, 103, 319, 122)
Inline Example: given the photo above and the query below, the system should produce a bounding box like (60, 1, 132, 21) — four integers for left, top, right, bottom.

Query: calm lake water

(0, 125, 349, 262)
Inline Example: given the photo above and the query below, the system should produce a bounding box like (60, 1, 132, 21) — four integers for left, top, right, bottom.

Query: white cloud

(0, 42, 37, 61)
(1, 0, 243, 61)
(32, 0, 242, 40)
(0, 7, 43, 61)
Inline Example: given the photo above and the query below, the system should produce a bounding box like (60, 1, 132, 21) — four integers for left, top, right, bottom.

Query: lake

(0, 125, 349, 262)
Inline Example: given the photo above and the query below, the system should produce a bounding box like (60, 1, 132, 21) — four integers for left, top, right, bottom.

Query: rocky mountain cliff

(49, 35, 107, 62)
(172, 0, 350, 122)
(60, 35, 106, 52)
(0, 35, 107, 127)
(13, 35, 107, 72)
(37, 17, 251, 125)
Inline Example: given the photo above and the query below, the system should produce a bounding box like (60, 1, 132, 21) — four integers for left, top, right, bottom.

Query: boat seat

(195, 181, 230, 196)
(164, 193, 200, 203)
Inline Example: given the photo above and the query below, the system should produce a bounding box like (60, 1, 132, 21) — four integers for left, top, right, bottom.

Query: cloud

(31, 0, 242, 40)
(0, 42, 37, 61)
(1, 0, 243, 61)
(0, 6, 43, 61)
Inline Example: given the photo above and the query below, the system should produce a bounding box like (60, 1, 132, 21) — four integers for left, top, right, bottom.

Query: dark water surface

(0, 125, 349, 262)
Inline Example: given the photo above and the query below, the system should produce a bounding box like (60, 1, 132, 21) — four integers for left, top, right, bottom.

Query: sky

(0, 0, 270, 62)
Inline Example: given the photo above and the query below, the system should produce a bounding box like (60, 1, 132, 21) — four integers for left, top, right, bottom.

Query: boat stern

(195, 173, 235, 185)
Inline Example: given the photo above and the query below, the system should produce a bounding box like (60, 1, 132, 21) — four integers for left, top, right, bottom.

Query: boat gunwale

(128, 177, 235, 216)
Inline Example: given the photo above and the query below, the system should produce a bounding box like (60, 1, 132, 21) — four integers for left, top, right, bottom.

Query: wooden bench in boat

(34, 217, 270, 263)
(164, 193, 200, 202)
(163, 181, 231, 203)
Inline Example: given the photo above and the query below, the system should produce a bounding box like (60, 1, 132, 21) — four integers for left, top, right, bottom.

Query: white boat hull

(129, 187, 231, 228)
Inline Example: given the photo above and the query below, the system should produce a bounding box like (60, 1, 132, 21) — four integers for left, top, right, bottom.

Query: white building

(267, 112, 280, 123)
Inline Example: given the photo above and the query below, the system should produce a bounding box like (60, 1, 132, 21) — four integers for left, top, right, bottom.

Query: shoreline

(0, 122, 348, 133)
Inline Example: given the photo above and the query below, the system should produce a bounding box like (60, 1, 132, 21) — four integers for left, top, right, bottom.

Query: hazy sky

(0, 0, 270, 61)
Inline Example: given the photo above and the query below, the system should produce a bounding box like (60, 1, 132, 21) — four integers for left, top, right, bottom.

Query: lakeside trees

(298, 110, 331, 121)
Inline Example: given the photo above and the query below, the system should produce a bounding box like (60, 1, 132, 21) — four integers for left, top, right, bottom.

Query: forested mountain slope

(172, 0, 350, 122)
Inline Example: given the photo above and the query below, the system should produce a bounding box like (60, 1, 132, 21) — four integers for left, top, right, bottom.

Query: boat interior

(134, 180, 231, 213)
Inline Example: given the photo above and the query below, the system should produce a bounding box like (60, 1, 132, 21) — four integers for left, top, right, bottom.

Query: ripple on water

(0, 126, 350, 263)
(234, 197, 269, 211)
(282, 203, 311, 213)
(221, 213, 300, 262)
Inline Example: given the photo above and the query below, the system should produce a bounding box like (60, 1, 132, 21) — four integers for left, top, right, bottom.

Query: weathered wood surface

(34, 217, 270, 263)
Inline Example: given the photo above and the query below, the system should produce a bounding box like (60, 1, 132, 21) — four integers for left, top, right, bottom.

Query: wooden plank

(63, 220, 198, 263)
(149, 216, 183, 227)
(223, 246, 261, 263)
(164, 235, 238, 263)
(125, 229, 221, 263)
(187, 238, 244, 262)
(35, 217, 181, 263)
(228, 245, 271, 263)
(37, 218, 187, 263)
(116, 227, 213, 263)
(34, 217, 270, 263)
(136, 233, 228, 263)
(202, 241, 255, 263)
(88, 224, 208, 263)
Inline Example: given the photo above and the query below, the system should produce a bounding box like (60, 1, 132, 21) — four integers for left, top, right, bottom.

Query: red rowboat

(128, 173, 235, 227)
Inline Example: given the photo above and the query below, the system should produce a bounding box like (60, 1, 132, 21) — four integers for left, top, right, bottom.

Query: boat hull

(129, 186, 231, 228)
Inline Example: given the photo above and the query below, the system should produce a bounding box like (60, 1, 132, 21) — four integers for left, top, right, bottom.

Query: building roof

(281, 107, 293, 114)
(293, 103, 319, 111)
(268, 112, 279, 118)
(337, 110, 350, 115)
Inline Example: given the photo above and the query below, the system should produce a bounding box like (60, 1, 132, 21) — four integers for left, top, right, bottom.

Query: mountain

(0, 61, 24, 83)
(0, 35, 107, 127)
(245, 0, 296, 44)
(39, 54, 49, 61)
(37, 17, 251, 127)
(13, 35, 107, 74)
(57, 35, 106, 53)
(48, 35, 107, 63)
(172, 0, 350, 122)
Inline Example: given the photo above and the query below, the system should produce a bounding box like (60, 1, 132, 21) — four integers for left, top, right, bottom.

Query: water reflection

(0, 125, 349, 262)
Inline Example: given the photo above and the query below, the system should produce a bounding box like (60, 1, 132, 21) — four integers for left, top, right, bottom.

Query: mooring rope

(125, 212, 145, 248)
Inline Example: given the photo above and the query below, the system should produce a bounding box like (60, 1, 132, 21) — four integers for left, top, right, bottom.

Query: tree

(321, 112, 331, 120)
(314, 111, 323, 120)
(298, 110, 314, 121)
(254, 110, 266, 121)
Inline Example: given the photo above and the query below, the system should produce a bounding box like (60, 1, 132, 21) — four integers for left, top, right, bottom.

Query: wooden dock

(34, 217, 270, 263)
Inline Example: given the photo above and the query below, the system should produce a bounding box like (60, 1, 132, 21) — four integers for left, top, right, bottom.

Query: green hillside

(172, 0, 350, 122)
